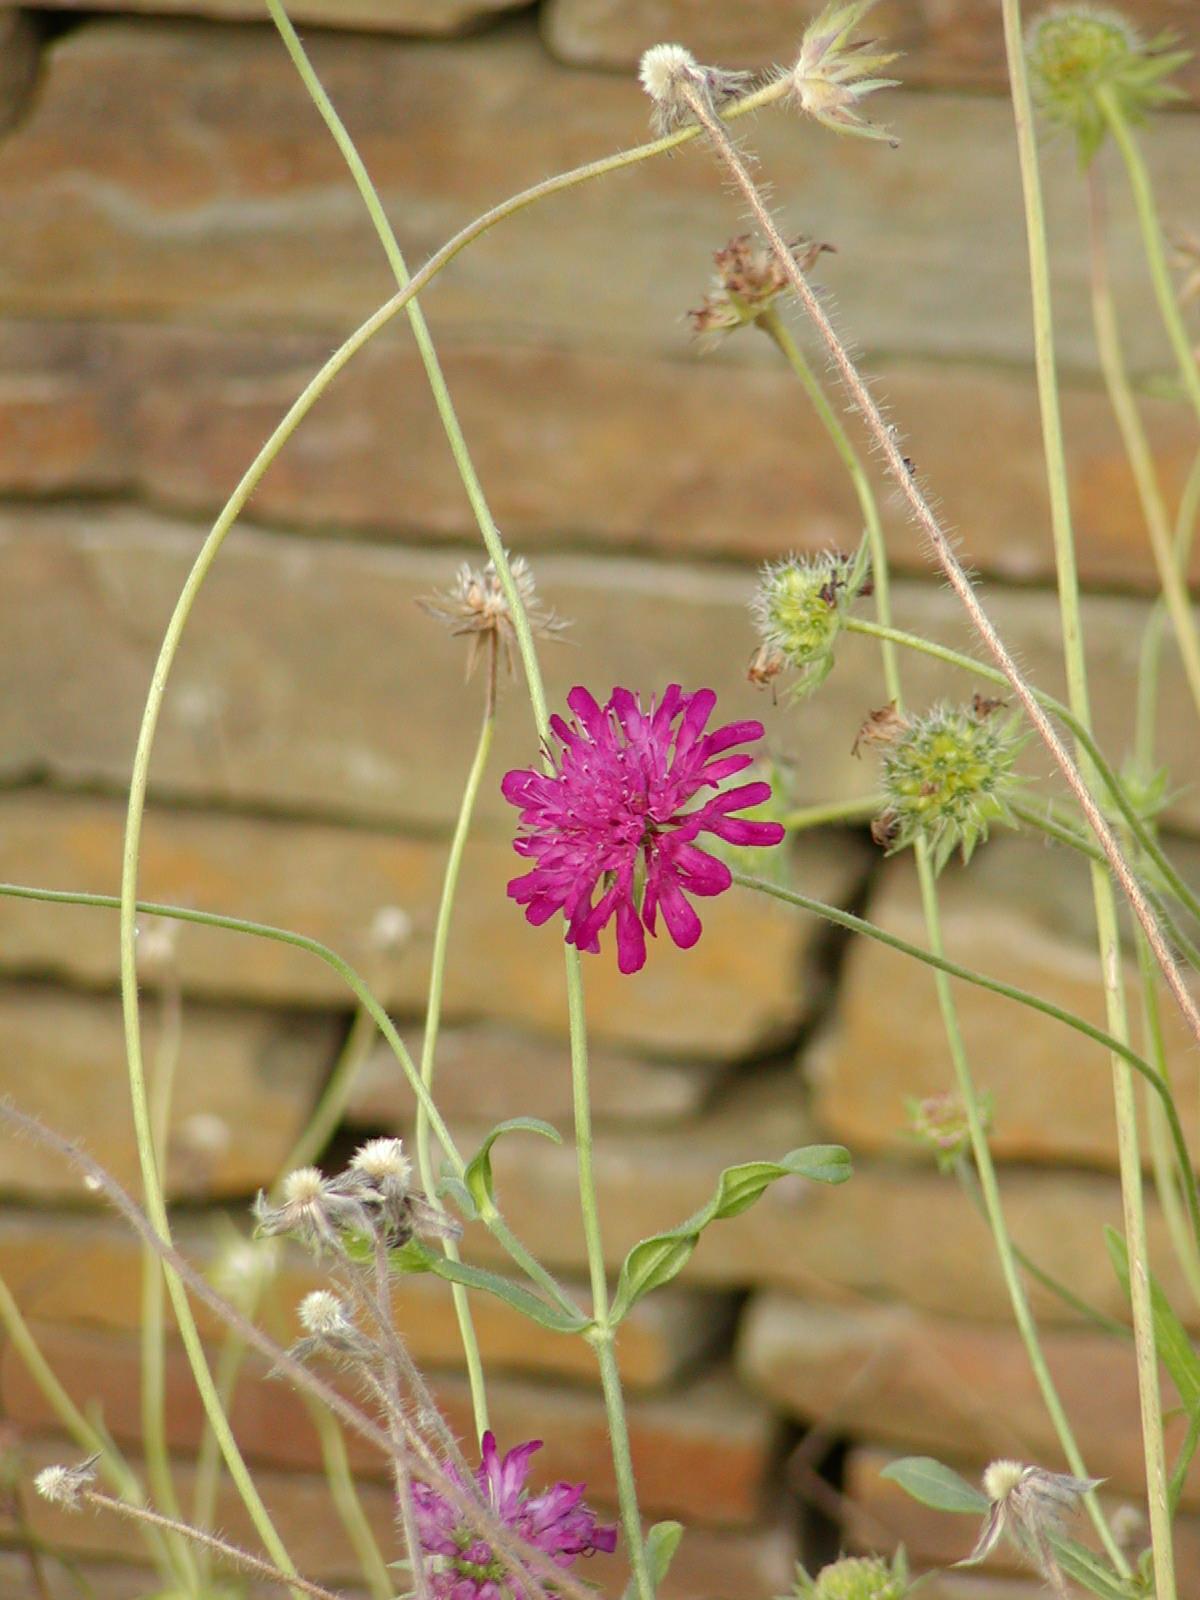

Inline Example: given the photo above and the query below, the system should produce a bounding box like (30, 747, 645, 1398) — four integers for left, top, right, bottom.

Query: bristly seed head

(1025, 5, 1189, 166)
(964, 1460, 1103, 1593)
(750, 550, 868, 699)
(788, 0, 902, 145)
(350, 1136, 413, 1191)
(638, 42, 753, 136)
(689, 233, 835, 342)
(418, 554, 568, 681)
(865, 698, 1026, 872)
(35, 1456, 99, 1511)
(299, 1289, 351, 1338)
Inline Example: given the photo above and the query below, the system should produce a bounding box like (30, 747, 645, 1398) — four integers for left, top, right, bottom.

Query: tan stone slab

(1, 321, 1196, 591)
(738, 1293, 1192, 1504)
(0, 793, 850, 1058)
(0, 1209, 734, 1389)
(0, 983, 334, 1198)
(542, 0, 1200, 105)
(3, 507, 1199, 837)
(3, 1335, 775, 1525)
(808, 833, 1200, 1169)
(5, 0, 530, 30)
(845, 1444, 1200, 1591)
(0, 21, 1192, 373)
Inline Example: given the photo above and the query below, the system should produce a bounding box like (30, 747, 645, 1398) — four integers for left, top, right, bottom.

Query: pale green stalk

(1099, 83, 1200, 426)
(1087, 165, 1200, 718)
(1002, 6, 1171, 1587)
(304, 1397, 396, 1600)
(416, 658, 498, 1444)
(191, 1322, 251, 1567)
(1136, 445, 1200, 775)
(0, 1275, 175, 1573)
(781, 796, 879, 830)
(1137, 932, 1200, 1306)
(762, 305, 1118, 1557)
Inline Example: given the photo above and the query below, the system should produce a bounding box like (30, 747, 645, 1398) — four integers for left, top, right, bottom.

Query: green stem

(781, 796, 880, 831)
(845, 615, 1200, 928)
(1087, 164, 1200, 719)
(304, 1397, 396, 1600)
(1100, 84, 1200, 427)
(417, 676, 497, 1444)
(1136, 444, 1200, 775)
(730, 870, 1198, 1245)
(191, 1324, 250, 1560)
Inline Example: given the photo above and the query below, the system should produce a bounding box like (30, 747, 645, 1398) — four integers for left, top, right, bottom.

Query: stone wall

(0, 3, 1196, 1596)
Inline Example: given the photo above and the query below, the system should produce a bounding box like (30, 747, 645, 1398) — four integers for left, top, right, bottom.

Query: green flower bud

(1025, 5, 1189, 165)
(807, 1555, 907, 1600)
(869, 699, 1025, 871)
(750, 550, 867, 698)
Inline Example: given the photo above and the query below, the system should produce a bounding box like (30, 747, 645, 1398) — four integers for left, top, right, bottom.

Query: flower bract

(412, 1431, 616, 1599)
(502, 685, 785, 974)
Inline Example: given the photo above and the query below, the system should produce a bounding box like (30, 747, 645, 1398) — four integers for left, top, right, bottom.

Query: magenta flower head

(501, 685, 786, 974)
(412, 1431, 616, 1599)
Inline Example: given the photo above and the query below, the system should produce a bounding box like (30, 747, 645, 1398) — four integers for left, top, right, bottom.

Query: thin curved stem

(1136, 445, 1200, 775)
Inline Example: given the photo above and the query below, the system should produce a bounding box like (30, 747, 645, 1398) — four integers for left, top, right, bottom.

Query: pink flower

(501, 685, 785, 974)
(412, 1432, 616, 1600)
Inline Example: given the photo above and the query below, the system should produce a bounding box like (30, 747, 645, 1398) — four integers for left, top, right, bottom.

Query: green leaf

(418, 1246, 589, 1334)
(879, 1456, 989, 1515)
(621, 1522, 684, 1600)
(463, 1117, 561, 1215)
(1048, 1535, 1135, 1600)
(437, 1174, 479, 1223)
(1106, 1227, 1200, 1418)
(610, 1145, 850, 1320)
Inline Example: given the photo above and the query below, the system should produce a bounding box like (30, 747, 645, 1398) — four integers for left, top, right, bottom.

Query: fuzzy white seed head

(350, 1137, 412, 1188)
(639, 42, 698, 102)
(35, 1457, 97, 1510)
(369, 904, 413, 953)
(982, 1459, 1027, 1503)
(282, 1166, 327, 1207)
(299, 1290, 350, 1337)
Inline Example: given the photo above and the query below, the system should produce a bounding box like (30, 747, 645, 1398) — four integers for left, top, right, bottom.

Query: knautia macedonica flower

(689, 233, 835, 342)
(1026, 5, 1189, 165)
(797, 1553, 909, 1600)
(864, 698, 1025, 872)
(750, 550, 869, 698)
(412, 1431, 616, 1599)
(501, 685, 785, 974)
(962, 1460, 1101, 1595)
(787, 0, 901, 145)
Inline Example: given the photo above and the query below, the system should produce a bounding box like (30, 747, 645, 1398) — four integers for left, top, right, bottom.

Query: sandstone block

(542, 0, 1200, 106)
(809, 833, 1200, 1169)
(0, 1210, 734, 1389)
(1, 320, 1194, 591)
(0, 22, 1190, 374)
(0, 790, 855, 1059)
(3, 1333, 776, 1525)
(0, 983, 334, 1198)
(738, 1293, 1190, 1504)
(4, 0, 530, 30)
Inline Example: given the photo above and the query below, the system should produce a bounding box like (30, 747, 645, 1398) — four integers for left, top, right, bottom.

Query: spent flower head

(794, 1553, 909, 1600)
(413, 1430, 616, 1599)
(963, 1460, 1102, 1593)
(1026, 5, 1190, 165)
(788, 0, 901, 144)
(750, 549, 870, 698)
(502, 685, 785, 974)
(639, 43, 754, 136)
(419, 555, 568, 681)
(906, 1089, 993, 1172)
(34, 1456, 99, 1512)
(689, 233, 835, 342)
(864, 698, 1026, 872)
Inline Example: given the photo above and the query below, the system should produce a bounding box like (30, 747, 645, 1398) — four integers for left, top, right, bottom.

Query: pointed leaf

(610, 1145, 850, 1320)
(426, 1248, 588, 1334)
(463, 1117, 561, 1214)
(880, 1456, 989, 1515)
(621, 1522, 684, 1600)
(1106, 1227, 1200, 1418)
(1048, 1535, 1134, 1600)
(437, 1174, 479, 1223)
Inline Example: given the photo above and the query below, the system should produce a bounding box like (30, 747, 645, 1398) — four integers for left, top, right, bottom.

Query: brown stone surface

(0, 1209, 734, 1389)
(809, 834, 1200, 1169)
(0, 984, 334, 1198)
(0, 11, 38, 135)
(0, 793, 854, 1059)
(738, 1293, 1192, 1503)
(845, 1444, 1200, 1591)
(542, 0, 1200, 104)
(5, 0, 530, 30)
(1, 320, 1195, 590)
(0, 21, 1192, 375)
(3, 1332, 776, 1525)
(4, 509, 1200, 837)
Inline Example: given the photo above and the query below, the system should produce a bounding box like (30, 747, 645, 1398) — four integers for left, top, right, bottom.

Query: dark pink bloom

(501, 685, 785, 974)
(412, 1431, 616, 1600)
